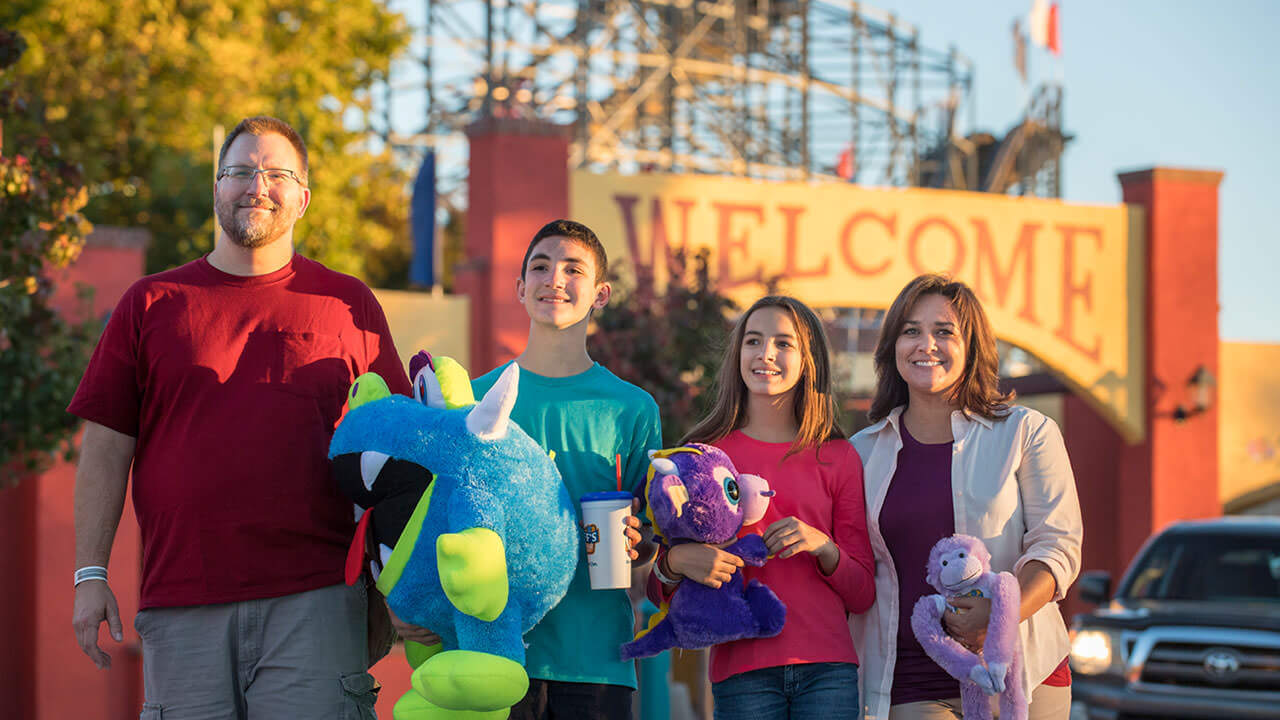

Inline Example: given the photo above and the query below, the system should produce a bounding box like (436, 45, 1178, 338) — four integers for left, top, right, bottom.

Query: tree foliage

(588, 249, 738, 446)
(4, 0, 412, 282)
(0, 26, 96, 478)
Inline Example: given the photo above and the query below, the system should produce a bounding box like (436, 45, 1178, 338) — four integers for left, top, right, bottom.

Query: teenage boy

(472, 219, 661, 720)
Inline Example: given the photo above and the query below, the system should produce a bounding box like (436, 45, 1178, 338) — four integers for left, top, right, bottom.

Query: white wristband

(74, 565, 108, 587)
(653, 552, 681, 585)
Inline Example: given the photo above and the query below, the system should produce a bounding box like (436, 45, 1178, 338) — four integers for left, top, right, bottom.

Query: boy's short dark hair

(521, 219, 609, 283)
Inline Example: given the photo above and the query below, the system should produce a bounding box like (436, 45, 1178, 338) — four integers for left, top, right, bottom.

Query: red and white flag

(1029, 0, 1061, 56)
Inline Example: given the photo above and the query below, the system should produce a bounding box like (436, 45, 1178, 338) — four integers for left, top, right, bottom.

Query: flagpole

(1013, 18, 1030, 116)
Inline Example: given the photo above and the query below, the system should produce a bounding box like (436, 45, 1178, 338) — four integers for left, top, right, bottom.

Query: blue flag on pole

(410, 150, 437, 287)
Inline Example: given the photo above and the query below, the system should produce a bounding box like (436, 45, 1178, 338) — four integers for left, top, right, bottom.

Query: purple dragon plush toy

(620, 444, 786, 660)
(911, 534, 1026, 720)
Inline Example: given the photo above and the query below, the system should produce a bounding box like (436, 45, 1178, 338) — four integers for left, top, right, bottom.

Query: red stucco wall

(1060, 392, 1124, 619)
(34, 229, 147, 720)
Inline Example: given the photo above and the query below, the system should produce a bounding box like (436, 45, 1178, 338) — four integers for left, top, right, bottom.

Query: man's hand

(666, 543, 745, 589)
(72, 581, 123, 669)
(387, 605, 443, 646)
(943, 594, 991, 652)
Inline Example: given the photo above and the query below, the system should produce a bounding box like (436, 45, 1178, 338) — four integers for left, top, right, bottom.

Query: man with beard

(67, 116, 415, 718)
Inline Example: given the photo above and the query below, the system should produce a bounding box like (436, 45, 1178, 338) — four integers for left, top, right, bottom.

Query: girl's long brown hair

(868, 274, 1012, 423)
(683, 295, 845, 459)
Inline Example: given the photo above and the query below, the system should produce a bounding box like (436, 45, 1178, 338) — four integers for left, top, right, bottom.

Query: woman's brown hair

(868, 274, 1013, 423)
(683, 295, 845, 459)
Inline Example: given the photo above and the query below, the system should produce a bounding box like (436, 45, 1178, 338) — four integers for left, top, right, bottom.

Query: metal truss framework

(919, 82, 1067, 198)
(379, 0, 982, 195)
(373, 0, 1069, 406)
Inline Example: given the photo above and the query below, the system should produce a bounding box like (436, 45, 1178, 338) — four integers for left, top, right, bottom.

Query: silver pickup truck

(1068, 517, 1280, 720)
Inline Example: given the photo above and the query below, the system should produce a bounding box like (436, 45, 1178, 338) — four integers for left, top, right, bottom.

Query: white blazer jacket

(850, 404, 1083, 720)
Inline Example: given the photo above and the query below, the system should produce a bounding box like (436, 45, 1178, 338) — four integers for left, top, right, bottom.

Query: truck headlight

(1070, 629, 1115, 675)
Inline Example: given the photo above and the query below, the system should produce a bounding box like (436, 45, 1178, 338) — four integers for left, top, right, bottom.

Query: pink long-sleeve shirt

(650, 432, 876, 683)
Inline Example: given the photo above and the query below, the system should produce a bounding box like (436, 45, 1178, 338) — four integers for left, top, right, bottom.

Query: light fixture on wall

(1172, 365, 1216, 423)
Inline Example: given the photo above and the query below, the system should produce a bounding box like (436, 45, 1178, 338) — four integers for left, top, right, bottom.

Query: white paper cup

(579, 491, 633, 590)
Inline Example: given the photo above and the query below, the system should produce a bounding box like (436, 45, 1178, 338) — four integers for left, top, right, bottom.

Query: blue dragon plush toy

(620, 443, 786, 660)
(329, 353, 577, 720)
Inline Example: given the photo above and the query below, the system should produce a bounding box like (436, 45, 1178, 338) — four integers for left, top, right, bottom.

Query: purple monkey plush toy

(620, 444, 786, 660)
(911, 534, 1027, 720)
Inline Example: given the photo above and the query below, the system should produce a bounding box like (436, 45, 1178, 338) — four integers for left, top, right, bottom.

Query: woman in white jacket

(850, 274, 1082, 720)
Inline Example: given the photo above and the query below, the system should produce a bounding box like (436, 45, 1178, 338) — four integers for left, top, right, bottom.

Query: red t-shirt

(68, 255, 410, 609)
(707, 433, 876, 683)
(1043, 657, 1072, 686)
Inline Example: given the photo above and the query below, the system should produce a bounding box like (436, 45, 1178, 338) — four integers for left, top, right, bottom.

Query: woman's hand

(666, 543, 745, 589)
(943, 595, 990, 652)
(763, 516, 840, 575)
(943, 560, 1059, 653)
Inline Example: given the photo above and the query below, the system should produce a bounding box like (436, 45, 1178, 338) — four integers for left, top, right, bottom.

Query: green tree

(0, 26, 96, 477)
(588, 249, 738, 445)
(4, 0, 411, 280)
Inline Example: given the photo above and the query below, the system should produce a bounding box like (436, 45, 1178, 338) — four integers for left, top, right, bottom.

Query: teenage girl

(648, 295, 875, 719)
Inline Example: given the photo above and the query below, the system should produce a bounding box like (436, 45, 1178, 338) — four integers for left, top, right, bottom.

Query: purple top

(880, 420, 960, 705)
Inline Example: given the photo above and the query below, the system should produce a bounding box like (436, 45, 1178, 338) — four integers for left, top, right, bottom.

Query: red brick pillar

(460, 118, 572, 374)
(1116, 168, 1224, 569)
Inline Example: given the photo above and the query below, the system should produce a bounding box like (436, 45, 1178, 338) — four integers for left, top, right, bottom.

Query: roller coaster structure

(372, 0, 1062, 201)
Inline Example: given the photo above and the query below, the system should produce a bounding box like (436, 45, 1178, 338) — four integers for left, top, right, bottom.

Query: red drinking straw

(616, 453, 622, 492)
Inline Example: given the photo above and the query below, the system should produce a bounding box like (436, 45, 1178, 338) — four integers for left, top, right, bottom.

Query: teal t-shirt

(472, 361, 661, 688)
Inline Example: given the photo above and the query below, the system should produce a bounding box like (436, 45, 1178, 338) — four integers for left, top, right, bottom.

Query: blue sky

(870, 0, 1279, 341)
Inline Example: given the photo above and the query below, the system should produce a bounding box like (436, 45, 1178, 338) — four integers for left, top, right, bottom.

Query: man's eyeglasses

(217, 166, 306, 187)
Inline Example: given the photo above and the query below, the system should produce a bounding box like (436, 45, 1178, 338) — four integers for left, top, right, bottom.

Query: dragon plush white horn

(466, 362, 519, 441)
(650, 456, 678, 476)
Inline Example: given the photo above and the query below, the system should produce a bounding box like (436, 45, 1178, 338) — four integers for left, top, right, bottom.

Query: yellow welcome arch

(573, 171, 1145, 442)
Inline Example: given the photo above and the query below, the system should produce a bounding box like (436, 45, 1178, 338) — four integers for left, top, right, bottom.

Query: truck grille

(1139, 641, 1280, 692)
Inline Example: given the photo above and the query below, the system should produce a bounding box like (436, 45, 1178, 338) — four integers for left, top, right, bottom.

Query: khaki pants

(888, 683, 1071, 720)
(135, 582, 376, 720)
